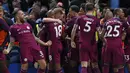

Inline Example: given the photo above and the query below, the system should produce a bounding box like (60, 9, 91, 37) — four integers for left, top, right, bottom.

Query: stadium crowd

(0, 0, 130, 73)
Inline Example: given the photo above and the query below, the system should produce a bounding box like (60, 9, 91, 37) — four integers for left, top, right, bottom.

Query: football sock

(37, 68, 45, 73)
(55, 69, 64, 73)
(20, 69, 27, 73)
(81, 67, 87, 73)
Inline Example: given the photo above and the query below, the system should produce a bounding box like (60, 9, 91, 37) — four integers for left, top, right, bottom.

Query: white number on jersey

(105, 25, 120, 37)
(39, 51, 44, 58)
(84, 21, 92, 32)
(54, 25, 62, 37)
(124, 55, 130, 61)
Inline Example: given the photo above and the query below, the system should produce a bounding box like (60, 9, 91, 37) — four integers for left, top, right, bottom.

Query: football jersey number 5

(84, 21, 92, 32)
(54, 25, 62, 37)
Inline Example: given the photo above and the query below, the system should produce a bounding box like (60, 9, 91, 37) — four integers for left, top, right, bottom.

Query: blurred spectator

(7, 0, 13, 13)
(70, 0, 85, 7)
(2, 0, 9, 13)
(49, 0, 57, 9)
(12, 0, 21, 9)
(57, 2, 63, 8)
(0, 0, 3, 4)
(20, 0, 28, 12)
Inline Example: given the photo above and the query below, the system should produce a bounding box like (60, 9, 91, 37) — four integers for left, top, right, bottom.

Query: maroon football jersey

(38, 24, 48, 42)
(125, 16, 130, 48)
(66, 16, 78, 37)
(46, 22, 63, 48)
(104, 18, 128, 48)
(75, 15, 100, 48)
(10, 23, 37, 46)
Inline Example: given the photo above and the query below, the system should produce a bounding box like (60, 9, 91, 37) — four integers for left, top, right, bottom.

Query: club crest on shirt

(27, 26, 30, 29)
(24, 58, 28, 62)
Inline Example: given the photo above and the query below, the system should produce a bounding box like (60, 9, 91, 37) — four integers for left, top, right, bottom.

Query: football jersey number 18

(54, 25, 62, 37)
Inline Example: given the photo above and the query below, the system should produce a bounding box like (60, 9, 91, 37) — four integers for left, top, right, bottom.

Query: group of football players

(0, 1, 130, 73)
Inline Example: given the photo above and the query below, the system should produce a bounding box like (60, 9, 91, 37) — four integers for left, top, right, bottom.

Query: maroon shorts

(71, 48, 79, 62)
(79, 46, 94, 61)
(71, 42, 80, 62)
(102, 47, 124, 66)
(20, 44, 44, 64)
(40, 46, 48, 61)
(124, 47, 130, 64)
(49, 44, 62, 64)
(91, 44, 98, 62)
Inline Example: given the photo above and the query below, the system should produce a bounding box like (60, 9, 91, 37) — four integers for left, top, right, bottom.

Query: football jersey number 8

(105, 25, 120, 37)
(84, 21, 92, 32)
(54, 25, 62, 37)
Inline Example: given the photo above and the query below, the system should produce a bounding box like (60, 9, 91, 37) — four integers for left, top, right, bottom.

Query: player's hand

(71, 41, 76, 48)
(56, 19, 62, 24)
(46, 40, 52, 46)
(34, 62, 38, 69)
(65, 35, 71, 40)
(3, 49, 9, 54)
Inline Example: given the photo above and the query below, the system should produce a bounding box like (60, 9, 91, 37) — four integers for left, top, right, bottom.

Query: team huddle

(1, 2, 130, 73)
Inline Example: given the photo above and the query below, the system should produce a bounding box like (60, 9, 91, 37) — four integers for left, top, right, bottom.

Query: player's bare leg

(92, 62, 101, 73)
(81, 61, 88, 73)
(70, 60, 79, 73)
(37, 59, 46, 73)
(20, 63, 28, 73)
(113, 65, 124, 73)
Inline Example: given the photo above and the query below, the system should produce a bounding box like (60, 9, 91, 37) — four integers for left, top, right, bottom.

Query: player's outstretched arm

(33, 33, 51, 46)
(3, 36, 15, 54)
(71, 24, 78, 48)
(43, 18, 62, 24)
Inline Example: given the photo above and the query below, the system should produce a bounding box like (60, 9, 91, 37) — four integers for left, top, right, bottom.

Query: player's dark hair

(122, 8, 128, 17)
(80, 3, 86, 12)
(70, 5, 79, 13)
(85, 3, 94, 11)
(113, 8, 121, 16)
(40, 6, 48, 18)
